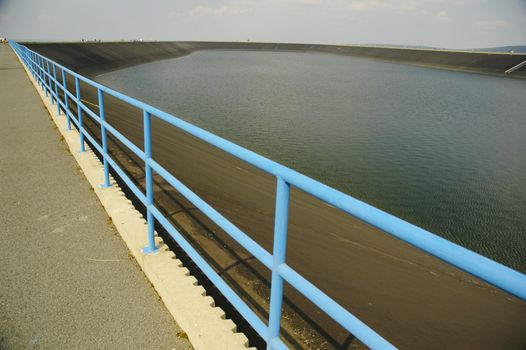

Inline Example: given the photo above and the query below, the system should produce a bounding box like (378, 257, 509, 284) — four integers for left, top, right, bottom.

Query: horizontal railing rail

(10, 40, 526, 350)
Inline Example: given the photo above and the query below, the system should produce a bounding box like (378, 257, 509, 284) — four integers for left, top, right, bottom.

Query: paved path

(0, 44, 192, 349)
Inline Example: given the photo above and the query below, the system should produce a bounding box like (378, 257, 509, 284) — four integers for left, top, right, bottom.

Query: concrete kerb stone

(14, 48, 255, 350)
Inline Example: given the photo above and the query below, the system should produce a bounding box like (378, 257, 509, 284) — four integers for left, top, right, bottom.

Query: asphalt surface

(0, 44, 192, 350)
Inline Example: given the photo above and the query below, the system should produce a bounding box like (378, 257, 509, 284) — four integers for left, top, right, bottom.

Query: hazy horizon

(1, 0, 525, 49)
(12, 39, 526, 53)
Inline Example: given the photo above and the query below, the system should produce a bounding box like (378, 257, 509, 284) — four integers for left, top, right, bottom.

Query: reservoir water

(98, 50, 526, 273)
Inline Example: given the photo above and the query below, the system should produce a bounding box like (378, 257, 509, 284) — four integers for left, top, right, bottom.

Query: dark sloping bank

(25, 41, 526, 350)
(25, 42, 197, 77)
(27, 41, 526, 78)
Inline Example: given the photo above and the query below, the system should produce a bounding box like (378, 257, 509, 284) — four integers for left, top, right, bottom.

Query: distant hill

(362, 44, 442, 50)
(361, 44, 526, 54)
(473, 46, 526, 53)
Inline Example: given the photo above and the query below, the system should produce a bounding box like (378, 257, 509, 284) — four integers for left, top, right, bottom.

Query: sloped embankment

(27, 41, 526, 78)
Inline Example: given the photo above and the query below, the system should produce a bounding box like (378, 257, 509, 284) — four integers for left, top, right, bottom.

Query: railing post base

(142, 245, 160, 255)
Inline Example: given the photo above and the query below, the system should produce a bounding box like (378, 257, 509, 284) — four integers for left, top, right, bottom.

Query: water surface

(98, 50, 526, 272)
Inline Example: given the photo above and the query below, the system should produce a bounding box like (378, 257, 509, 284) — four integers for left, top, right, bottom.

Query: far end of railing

(9, 40, 526, 350)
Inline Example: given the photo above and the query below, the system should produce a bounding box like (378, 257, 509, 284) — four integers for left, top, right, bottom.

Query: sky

(0, 0, 525, 49)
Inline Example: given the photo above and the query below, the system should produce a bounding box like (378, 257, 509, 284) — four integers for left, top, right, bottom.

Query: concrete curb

(14, 49, 255, 350)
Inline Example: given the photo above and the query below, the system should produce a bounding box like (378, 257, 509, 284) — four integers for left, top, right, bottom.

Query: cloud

(37, 13, 50, 22)
(294, 0, 325, 4)
(344, 0, 456, 16)
(477, 19, 508, 28)
(435, 10, 449, 20)
(349, 1, 368, 11)
(347, 1, 394, 12)
(172, 0, 472, 21)
(177, 4, 250, 18)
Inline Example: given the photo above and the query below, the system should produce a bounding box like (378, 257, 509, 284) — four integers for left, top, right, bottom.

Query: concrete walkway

(0, 45, 192, 349)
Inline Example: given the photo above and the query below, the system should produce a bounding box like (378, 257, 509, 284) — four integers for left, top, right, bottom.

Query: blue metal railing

(10, 40, 526, 350)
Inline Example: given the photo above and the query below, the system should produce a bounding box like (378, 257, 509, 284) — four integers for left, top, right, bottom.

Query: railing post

(142, 110, 159, 254)
(29, 51, 35, 80)
(53, 64, 60, 115)
(29, 51, 34, 78)
(47, 60, 53, 102)
(98, 88, 112, 188)
(75, 76, 85, 152)
(36, 54, 41, 85)
(42, 58, 46, 90)
(33, 53, 37, 79)
(48, 60, 54, 103)
(30, 52, 36, 79)
(43, 57, 47, 94)
(39, 56, 44, 88)
(33, 53, 38, 80)
(62, 68, 71, 130)
(41, 57, 45, 89)
(267, 176, 291, 349)
(36, 55, 40, 85)
(45, 59, 50, 98)
(21, 47, 25, 66)
(38, 56, 43, 88)
(19, 47, 25, 65)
